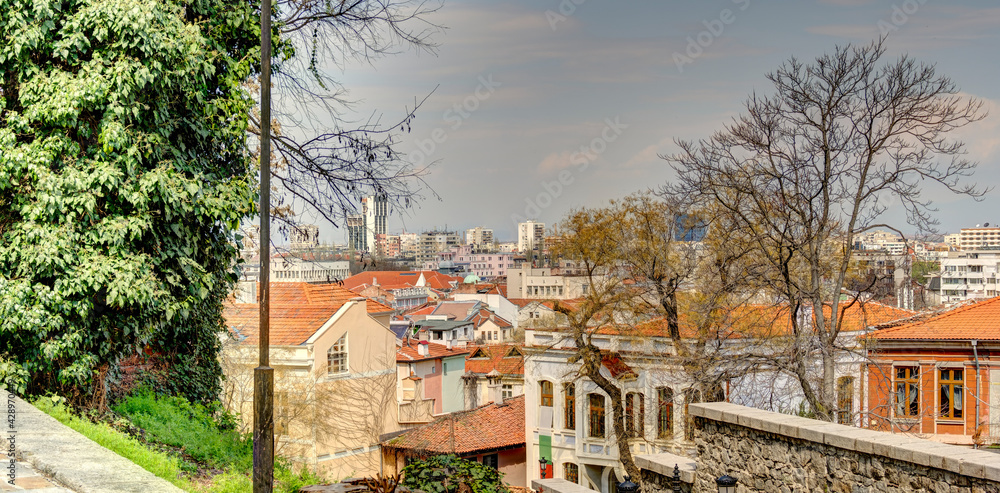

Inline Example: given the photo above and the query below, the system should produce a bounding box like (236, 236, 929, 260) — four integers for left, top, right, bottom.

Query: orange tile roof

(343, 271, 463, 291)
(471, 283, 507, 297)
(397, 340, 471, 362)
(381, 395, 525, 454)
(557, 300, 913, 340)
(469, 308, 512, 329)
(601, 354, 637, 380)
(223, 282, 392, 346)
(869, 296, 1000, 341)
(465, 344, 525, 375)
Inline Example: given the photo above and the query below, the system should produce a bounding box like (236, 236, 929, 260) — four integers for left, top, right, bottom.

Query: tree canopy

(666, 37, 986, 419)
(0, 0, 259, 404)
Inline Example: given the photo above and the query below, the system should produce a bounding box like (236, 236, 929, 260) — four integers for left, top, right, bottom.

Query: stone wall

(689, 402, 1000, 492)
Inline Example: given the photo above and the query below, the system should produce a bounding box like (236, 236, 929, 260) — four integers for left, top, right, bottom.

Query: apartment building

(956, 226, 1000, 250)
(518, 221, 545, 254)
(938, 250, 1000, 302)
(465, 227, 495, 250)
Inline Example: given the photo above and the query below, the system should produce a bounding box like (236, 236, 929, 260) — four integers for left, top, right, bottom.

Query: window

(894, 367, 920, 417)
(564, 383, 576, 430)
(940, 368, 964, 419)
(625, 392, 645, 438)
(588, 393, 605, 438)
(502, 384, 513, 400)
(563, 463, 579, 484)
(540, 381, 553, 407)
(482, 454, 499, 469)
(836, 376, 854, 425)
(328, 335, 347, 375)
(657, 388, 673, 439)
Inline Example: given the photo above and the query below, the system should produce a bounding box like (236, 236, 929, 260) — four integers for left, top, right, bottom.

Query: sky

(306, 0, 1000, 243)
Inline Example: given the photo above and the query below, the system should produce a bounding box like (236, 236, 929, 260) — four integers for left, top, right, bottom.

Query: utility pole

(253, 0, 274, 488)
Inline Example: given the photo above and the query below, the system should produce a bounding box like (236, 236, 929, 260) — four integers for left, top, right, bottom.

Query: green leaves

(0, 0, 259, 404)
(400, 455, 510, 493)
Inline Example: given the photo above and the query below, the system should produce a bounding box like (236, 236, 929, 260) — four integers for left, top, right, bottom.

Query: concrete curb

(11, 393, 185, 493)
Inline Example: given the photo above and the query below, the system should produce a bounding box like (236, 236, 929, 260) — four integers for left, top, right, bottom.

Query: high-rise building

(364, 194, 388, 255)
(464, 227, 495, 250)
(517, 221, 545, 254)
(345, 194, 388, 254)
(347, 215, 365, 253)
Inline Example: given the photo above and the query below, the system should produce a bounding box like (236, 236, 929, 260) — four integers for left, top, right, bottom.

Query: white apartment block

(236, 258, 350, 294)
(464, 227, 495, 249)
(939, 250, 1000, 302)
(518, 221, 545, 254)
(956, 227, 1000, 250)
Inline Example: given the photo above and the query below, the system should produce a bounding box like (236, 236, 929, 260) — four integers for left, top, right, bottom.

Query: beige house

(223, 282, 397, 480)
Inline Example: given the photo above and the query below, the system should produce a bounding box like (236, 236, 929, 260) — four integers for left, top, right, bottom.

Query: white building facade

(518, 221, 545, 254)
(939, 250, 1000, 302)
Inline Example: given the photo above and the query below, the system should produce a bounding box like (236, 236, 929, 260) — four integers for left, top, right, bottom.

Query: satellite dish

(986, 222, 991, 227)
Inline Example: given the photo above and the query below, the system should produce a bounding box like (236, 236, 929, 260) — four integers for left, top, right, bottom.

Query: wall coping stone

(690, 402, 1000, 483)
(634, 453, 696, 484)
(531, 478, 598, 493)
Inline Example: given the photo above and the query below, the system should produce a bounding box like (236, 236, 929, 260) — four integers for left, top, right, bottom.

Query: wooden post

(253, 0, 274, 488)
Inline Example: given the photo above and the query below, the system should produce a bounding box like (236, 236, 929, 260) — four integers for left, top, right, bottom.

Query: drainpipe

(972, 339, 981, 447)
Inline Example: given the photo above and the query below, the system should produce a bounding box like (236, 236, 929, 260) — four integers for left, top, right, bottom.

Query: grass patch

(113, 391, 250, 470)
(34, 393, 324, 493)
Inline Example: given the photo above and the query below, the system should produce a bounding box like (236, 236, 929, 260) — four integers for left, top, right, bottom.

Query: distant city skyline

(285, 0, 1000, 244)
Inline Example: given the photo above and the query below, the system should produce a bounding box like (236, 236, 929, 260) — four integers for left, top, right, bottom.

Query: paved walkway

(3, 460, 75, 492)
(7, 392, 184, 493)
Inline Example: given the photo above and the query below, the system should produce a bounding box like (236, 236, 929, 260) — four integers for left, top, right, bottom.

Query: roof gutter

(972, 339, 981, 448)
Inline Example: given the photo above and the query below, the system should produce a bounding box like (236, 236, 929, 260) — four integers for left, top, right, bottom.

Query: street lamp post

(617, 476, 639, 493)
(715, 474, 738, 493)
(539, 457, 549, 479)
(252, 0, 274, 488)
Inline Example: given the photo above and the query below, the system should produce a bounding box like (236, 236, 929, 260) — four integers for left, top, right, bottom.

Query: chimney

(486, 370, 503, 404)
(446, 340, 453, 351)
(417, 341, 429, 357)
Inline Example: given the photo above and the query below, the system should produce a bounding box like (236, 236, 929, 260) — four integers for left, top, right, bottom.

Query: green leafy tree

(401, 455, 508, 493)
(0, 0, 259, 405)
(912, 260, 940, 285)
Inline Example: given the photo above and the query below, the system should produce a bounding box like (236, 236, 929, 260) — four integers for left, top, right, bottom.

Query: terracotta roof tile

(465, 344, 524, 375)
(223, 282, 392, 346)
(601, 354, 637, 380)
(382, 395, 525, 454)
(568, 301, 914, 340)
(869, 295, 1000, 341)
(397, 340, 471, 362)
(343, 271, 463, 291)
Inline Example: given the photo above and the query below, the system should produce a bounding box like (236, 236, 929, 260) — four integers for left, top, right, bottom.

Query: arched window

(328, 334, 348, 375)
(563, 383, 576, 430)
(657, 387, 673, 439)
(588, 393, 605, 438)
(540, 380, 553, 407)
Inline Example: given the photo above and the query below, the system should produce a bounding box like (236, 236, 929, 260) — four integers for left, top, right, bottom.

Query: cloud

(537, 150, 576, 175)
